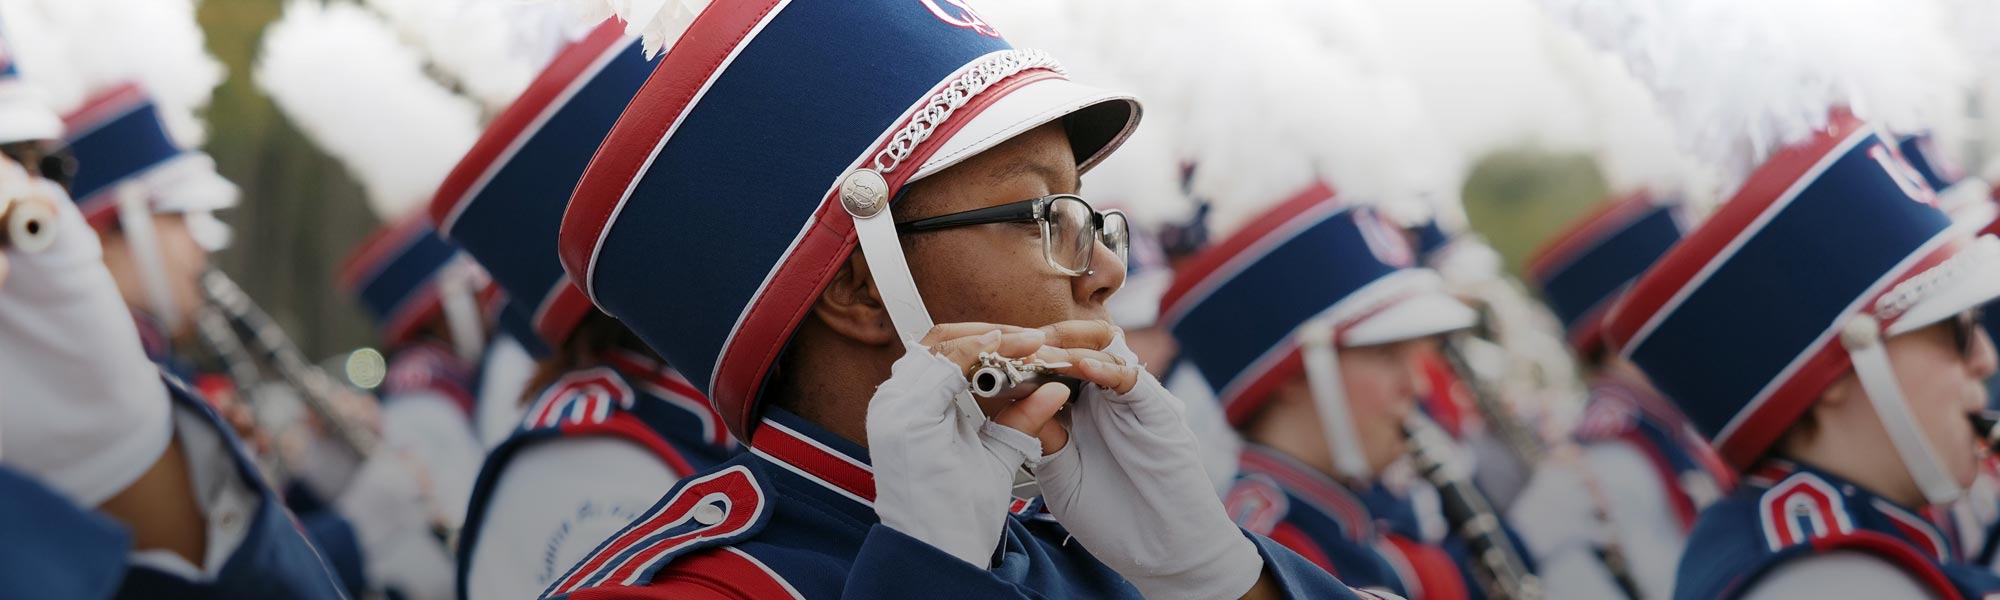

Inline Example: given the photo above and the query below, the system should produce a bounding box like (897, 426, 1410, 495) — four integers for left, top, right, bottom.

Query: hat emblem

(840, 168, 890, 218)
(1867, 143, 1937, 207)
(920, 0, 1000, 38)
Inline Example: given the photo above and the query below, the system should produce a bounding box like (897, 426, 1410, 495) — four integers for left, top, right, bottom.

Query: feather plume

(562, 0, 709, 59)
(256, 1, 484, 220)
(1066, 0, 1457, 239)
(1538, 0, 1970, 185)
(2, 0, 223, 147)
(362, 0, 592, 111)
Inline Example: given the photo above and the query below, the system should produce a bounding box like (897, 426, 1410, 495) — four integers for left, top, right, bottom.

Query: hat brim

(1887, 234, 2000, 336)
(144, 153, 239, 215)
(1342, 269, 1478, 347)
(912, 76, 1140, 183)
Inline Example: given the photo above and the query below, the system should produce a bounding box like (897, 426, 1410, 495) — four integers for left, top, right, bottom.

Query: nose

(1970, 326, 1998, 380)
(1075, 240, 1126, 307)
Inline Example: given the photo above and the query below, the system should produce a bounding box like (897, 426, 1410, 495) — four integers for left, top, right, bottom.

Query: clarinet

(1446, 334, 1648, 599)
(198, 268, 378, 458)
(1403, 413, 1544, 600)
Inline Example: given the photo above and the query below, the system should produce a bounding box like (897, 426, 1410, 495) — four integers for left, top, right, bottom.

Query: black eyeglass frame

(896, 194, 1128, 277)
(1948, 308, 1987, 361)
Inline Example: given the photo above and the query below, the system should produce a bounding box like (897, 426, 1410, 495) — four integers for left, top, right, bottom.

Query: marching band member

(423, 19, 736, 600)
(1515, 191, 1735, 599)
(536, 0, 1390, 597)
(1546, 0, 2000, 596)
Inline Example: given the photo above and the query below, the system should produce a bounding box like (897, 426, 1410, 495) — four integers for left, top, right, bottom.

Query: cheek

(907, 233, 1071, 326)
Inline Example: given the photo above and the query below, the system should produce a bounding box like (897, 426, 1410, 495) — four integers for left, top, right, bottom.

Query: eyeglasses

(1948, 309, 1986, 361)
(896, 194, 1129, 277)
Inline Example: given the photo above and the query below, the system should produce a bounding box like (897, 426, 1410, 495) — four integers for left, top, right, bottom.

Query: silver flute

(0, 191, 57, 253)
(1403, 413, 1545, 600)
(969, 352, 1077, 401)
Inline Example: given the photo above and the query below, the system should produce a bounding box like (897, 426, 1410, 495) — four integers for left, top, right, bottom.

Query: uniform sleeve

(1246, 530, 1397, 599)
(1738, 551, 1940, 600)
(380, 389, 485, 525)
(0, 192, 171, 506)
(843, 525, 1030, 598)
(1580, 440, 1690, 599)
(0, 465, 132, 600)
(467, 437, 680, 600)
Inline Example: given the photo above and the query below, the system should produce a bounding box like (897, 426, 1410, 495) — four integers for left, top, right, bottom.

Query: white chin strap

(1841, 314, 1963, 505)
(437, 262, 487, 363)
(115, 182, 182, 337)
(841, 169, 984, 423)
(1299, 318, 1373, 482)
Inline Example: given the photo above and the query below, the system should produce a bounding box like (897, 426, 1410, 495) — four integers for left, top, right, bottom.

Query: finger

(929, 329, 1005, 371)
(1038, 320, 1119, 351)
(990, 382, 1071, 454)
(1072, 356, 1141, 394)
(921, 322, 1033, 346)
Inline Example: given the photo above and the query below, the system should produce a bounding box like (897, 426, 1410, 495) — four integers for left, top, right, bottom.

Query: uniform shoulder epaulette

(1225, 474, 1291, 535)
(540, 462, 772, 598)
(521, 367, 636, 431)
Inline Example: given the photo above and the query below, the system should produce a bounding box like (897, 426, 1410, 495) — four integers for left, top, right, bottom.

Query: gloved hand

(0, 161, 172, 506)
(335, 448, 450, 595)
(1033, 326, 1265, 600)
(866, 324, 1067, 567)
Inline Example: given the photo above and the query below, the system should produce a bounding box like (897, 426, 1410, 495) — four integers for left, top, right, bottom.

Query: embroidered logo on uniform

(524, 368, 635, 429)
(1758, 472, 1856, 551)
(919, 0, 1000, 38)
(1225, 475, 1289, 535)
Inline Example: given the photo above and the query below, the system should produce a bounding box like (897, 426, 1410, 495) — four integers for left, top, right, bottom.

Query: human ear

(810, 251, 899, 346)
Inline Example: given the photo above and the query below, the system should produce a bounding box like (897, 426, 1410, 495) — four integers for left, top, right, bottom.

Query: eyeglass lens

(1047, 197, 1096, 273)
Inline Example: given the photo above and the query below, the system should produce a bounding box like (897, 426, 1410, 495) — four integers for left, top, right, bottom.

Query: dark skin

(772, 122, 1284, 599)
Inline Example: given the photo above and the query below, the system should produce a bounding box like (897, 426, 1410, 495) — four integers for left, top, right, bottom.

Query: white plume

(362, 0, 593, 111)
(973, 0, 1194, 229)
(1069, 0, 1458, 239)
(1538, 0, 1971, 185)
(563, 0, 710, 59)
(2, 0, 223, 147)
(256, 1, 485, 220)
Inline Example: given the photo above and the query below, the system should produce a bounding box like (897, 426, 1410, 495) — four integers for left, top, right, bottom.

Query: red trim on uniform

(431, 21, 626, 231)
(565, 547, 799, 600)
(1619, 432, 1701, 530)
(1603, 111, 1866, 352)
(709, 68, 1060, 438)
(750, 420, 876, 502)
(553, 466, 767, 595)
(1384, 533, 1470, 600)
(1525, 190, 1656, 282)
(1238, 447, 1371, 541)
(1160, 182, 1338, 315)
(562, 413, 697, 479)
(560, 0, 786, 298)
(1566, 301, 1616, 357)
(1761, 473, 1849, 549)
(1875, 499, 1950, 562)
(606, 349, 729, 446)
(1807, 532, 1965, 600)
(1268, 522, 1337, 575)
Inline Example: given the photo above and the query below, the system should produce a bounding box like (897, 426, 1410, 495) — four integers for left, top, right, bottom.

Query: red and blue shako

(1603, 112, 2000, 507)
(430, 21, 652, 348)
(58, 83, 236, 228)
(1526, 191, 1692, 355)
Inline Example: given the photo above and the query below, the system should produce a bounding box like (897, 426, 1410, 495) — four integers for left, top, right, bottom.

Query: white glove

(1034, 333, 1264, 600)
(866, 335, 1047, 568)
(335, 449, 449, 593)
(0, 172, 172, 506)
